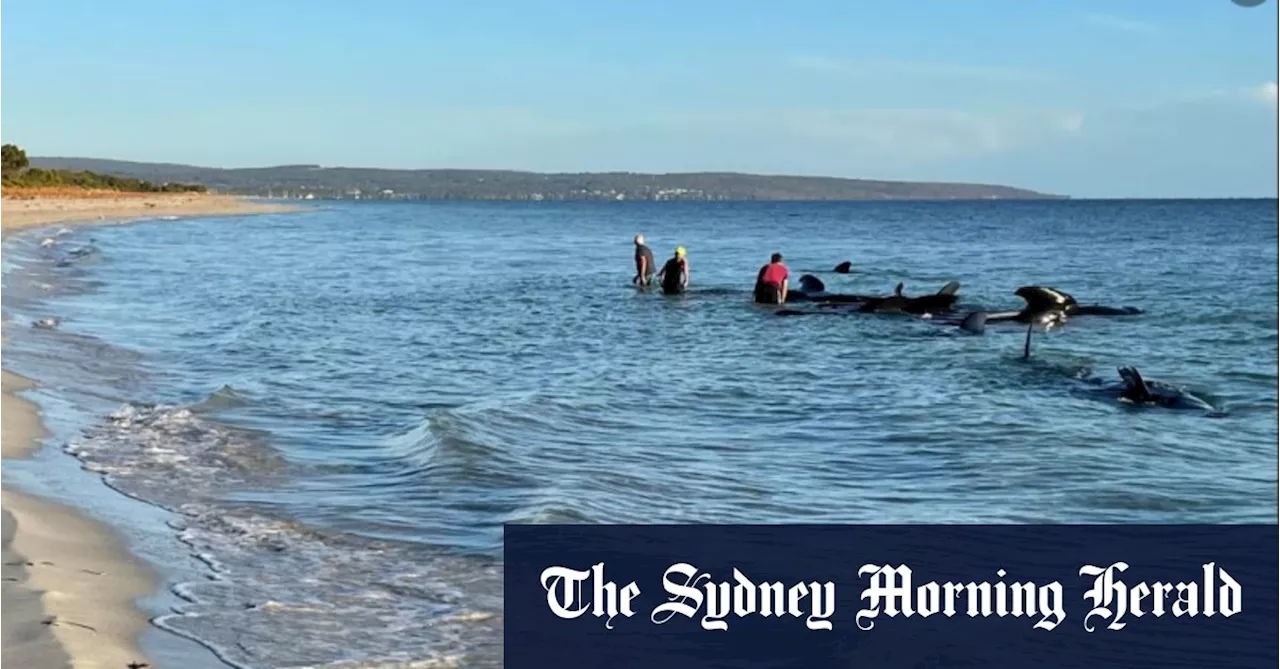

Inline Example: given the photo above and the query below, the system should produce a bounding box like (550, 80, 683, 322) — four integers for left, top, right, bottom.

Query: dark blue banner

(504, 525, 1278, 668)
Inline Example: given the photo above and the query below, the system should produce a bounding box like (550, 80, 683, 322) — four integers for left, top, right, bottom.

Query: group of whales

(766, 261, 1218, 413)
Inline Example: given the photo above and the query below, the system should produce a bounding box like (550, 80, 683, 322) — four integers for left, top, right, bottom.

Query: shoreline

(2, 194, 304, 669)
(1, 191, 302, 234)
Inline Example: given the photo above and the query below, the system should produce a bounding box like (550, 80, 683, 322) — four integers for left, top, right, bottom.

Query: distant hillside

(28, 156, 1065, 201)
(2, 145, 205, 194)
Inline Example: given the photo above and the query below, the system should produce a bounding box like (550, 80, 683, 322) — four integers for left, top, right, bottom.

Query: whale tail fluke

(959, 312, 988, 334)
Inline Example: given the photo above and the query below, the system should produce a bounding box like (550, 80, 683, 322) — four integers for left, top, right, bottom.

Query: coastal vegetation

(3, 144, 207, 194)
(29, 156, 1064, 201)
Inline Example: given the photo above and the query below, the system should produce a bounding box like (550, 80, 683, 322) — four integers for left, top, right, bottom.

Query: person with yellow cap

(657, 245, 689, 295)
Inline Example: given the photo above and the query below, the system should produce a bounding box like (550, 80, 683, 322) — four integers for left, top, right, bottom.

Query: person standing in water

(658, 246, 689, 295)
(633, 234, 656, 288)
(754, 252, 789, 304)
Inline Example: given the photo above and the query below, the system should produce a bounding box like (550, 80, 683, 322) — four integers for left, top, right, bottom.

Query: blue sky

(3, 0, 1277, 197)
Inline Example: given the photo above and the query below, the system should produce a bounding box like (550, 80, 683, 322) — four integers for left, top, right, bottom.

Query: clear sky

(3, 0, 1277, 197)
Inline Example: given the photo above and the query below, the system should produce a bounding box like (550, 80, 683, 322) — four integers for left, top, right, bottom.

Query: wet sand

(2, 193, 302, 667)
(2, 491, 157, 669)
(3, 370, 156, 669)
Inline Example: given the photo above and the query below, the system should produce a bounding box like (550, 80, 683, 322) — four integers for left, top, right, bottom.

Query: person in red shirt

(754, 252, 789, 304)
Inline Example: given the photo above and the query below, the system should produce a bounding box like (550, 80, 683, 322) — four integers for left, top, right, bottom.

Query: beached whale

(782, 274, 873, 304)
(1102, 367, 1218, 411)
(1000, 309, 1219, 412)
(858, 281, 962, 315)
(994, 286, 1143, 322)
(932, 285, 1142, 333)
(782, 276, 962, 315)
(946, 302, 1217, 411)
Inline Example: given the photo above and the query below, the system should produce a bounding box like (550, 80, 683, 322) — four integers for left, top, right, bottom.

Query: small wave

(67, 401, 289, 485)
(507, 506, 597, 524)
(190, 384, 254, 412)
(64, 401, 505, 668)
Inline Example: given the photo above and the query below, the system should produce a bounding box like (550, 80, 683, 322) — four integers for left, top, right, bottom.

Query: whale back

(798, 274, 826, 293)
(1116, 367, 1215, 410)
(936, 280, 961, 297)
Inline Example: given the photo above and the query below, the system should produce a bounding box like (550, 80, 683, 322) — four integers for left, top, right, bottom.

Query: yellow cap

(675, 246, 686, 257)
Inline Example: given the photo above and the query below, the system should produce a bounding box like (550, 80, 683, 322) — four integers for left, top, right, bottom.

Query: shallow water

(3, 200, 1277, 668)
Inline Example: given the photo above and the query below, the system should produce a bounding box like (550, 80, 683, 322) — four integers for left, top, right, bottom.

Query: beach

(2, 193, 301, 669)
(1, 190, 299, 234)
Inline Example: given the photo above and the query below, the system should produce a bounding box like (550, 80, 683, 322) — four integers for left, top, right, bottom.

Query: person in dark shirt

(754, 252, 789, 304)
(633, 234, 656, 288)
(658, 246, 689, 295)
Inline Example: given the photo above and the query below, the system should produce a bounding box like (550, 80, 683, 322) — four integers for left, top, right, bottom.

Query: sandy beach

(2, 189, 300, 234)
(2, 193, 302, 668)
(2, 372, 157, 669)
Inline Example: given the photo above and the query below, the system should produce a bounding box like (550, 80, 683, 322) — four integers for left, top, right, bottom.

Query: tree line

(2, 144, 207, 193)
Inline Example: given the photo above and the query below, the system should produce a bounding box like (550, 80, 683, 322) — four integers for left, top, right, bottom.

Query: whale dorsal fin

(894, 282, 904, 297)
(1118, 367, 1152, 401)
(959, 312, 987, 334)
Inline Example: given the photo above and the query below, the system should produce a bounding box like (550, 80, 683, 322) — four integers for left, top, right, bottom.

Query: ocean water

(2, 199, 1277, 668)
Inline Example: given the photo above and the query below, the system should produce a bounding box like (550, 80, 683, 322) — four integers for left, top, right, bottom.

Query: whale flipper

(1022, 310, 1067, 359)
(936, 281, 961, 297)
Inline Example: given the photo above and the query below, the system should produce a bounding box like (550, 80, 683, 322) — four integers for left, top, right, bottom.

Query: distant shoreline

(28, 156, 1067, 202)
(25, 157, 1280, 202)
